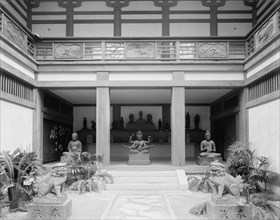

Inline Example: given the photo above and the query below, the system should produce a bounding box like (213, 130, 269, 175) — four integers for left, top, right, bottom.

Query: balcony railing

(0, 10, 36, 58)
(1, 6, 279, 63)
(35, 39, 246, 62)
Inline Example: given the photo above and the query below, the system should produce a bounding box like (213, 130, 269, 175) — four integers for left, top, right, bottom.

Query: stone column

(201, 0, 226, 36)
(237, 88, 247, 142)
(171, 72, 185, 166)
(58, 0, 83, 36)
(105, 0, 130, 36)
(243, 0, 258, 26)
(33, 88, 43, 162)
(96, 72, 111, 165)
(24, 0, 40, 30)
(154, 0, 178, 36)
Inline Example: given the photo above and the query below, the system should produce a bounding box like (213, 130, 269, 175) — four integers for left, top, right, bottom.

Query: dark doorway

(213, 114, 236, 160)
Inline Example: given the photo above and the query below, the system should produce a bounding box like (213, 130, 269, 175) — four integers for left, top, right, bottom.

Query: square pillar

(237, 88, 247, 142)
(171, 71, 185, 166)
(33, 88, 43, 163)
(96, 72, 110, 165)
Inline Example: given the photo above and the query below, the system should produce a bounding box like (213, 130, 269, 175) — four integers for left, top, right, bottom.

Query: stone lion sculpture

(33, 163, 68, 198)
(209, 161, 244, 199)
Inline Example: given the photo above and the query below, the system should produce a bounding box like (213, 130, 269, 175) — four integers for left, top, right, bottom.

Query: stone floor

(2, 190, 211, 220)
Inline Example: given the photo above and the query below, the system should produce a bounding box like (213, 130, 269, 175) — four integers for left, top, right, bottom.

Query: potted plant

(0, 148, 43, 212)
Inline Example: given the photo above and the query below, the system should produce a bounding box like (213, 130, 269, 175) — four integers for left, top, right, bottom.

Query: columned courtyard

(0, 0, 279, 219)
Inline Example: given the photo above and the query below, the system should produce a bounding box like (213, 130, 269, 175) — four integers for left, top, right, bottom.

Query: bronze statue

(158, 119, 162, 130)
(200, 130, 221, 157)
(186, 112, 190, 130)
(194, 114, 200, 130)
(136, 111, 145, 123)
(128, 114, 135, 124)
(123, 130, 154, 154)
(83, 117, 87, 129)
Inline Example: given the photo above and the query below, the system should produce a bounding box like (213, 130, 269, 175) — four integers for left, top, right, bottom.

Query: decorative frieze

(126, 43, 155, 58)
(198, 42, 227, 58)
(3, 16, 27, 51)
(255, 13, 278, 49)
(54, 43, 83, 59)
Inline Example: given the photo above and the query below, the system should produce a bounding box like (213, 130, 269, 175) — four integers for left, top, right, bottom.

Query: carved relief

(31, 208, 43, 219)
(54, 43, 83, 59)
(198, 42, 227, 58)
(3, 17, 27, 51)
(50, 208, 61, 219)
(255, 14, 277, 49)
(126, 43, 155, 58)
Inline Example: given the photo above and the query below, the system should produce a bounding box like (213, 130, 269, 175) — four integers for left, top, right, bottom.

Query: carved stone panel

(3, 17, 27, 51)
(54, 43, 83, 59)
(255, 14, 277, 49)
(126, 42, 155, 58)
(198, 42, 227, 58)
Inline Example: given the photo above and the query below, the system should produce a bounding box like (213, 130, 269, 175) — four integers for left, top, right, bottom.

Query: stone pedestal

(128, 153, 150, 165)
(26, 198, 72, 220)
(207, 200, 251, 220)
(196, 156, 222, 165)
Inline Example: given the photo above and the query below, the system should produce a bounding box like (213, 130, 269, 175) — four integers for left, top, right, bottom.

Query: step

(109, 170, 177, 177)
(113, 176, 178, 184)
(106, 183, 180, 190)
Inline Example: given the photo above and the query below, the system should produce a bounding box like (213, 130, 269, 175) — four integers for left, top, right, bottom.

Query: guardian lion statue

(33, 163, 68, 198)
(209, 161, 244, 198)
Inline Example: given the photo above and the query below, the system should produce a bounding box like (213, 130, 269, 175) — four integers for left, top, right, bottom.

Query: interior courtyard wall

(248, 98, 280, 173)
(30, 0, 252, 37)
(0, 100, 33, 152)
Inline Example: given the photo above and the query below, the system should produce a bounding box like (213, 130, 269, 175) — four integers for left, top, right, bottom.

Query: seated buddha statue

(200, 130, 221, 157)
(136, 111, 146, 124)
(63, 133, 82, 163)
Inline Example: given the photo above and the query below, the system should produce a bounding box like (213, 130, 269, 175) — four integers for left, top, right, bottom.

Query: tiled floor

(3, 190, 211, 220)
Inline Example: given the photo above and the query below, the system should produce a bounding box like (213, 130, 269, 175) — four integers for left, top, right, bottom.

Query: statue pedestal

(207, 199, 251, 220)
(128, 153, 150, 165)
(196, 156, 222, 165)
(26, 198, 72, 220)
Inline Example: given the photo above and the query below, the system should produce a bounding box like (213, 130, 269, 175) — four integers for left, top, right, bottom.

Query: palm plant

(226, 141, 255, 180)
(66, 152, 113, 193)
(187, 170, 214, 193)
(0, 148, 43, 212)
(249, 156, 280, 193)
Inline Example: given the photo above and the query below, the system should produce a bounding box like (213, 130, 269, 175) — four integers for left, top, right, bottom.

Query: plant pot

(7, 186, 18, 212)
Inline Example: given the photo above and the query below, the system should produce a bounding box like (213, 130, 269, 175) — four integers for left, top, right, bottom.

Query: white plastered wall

(248, 99, 280, 173)
(0, 100, 33, 152)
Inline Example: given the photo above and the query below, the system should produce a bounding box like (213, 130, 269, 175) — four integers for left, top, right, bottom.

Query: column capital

(105, 0, 130, 8)
(58, 0, 83, 8)
(243, 0, 258, 7)
(201, 0, 226, 8)
(154, 0, 178, 8)
(24, 0, 41, 8)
